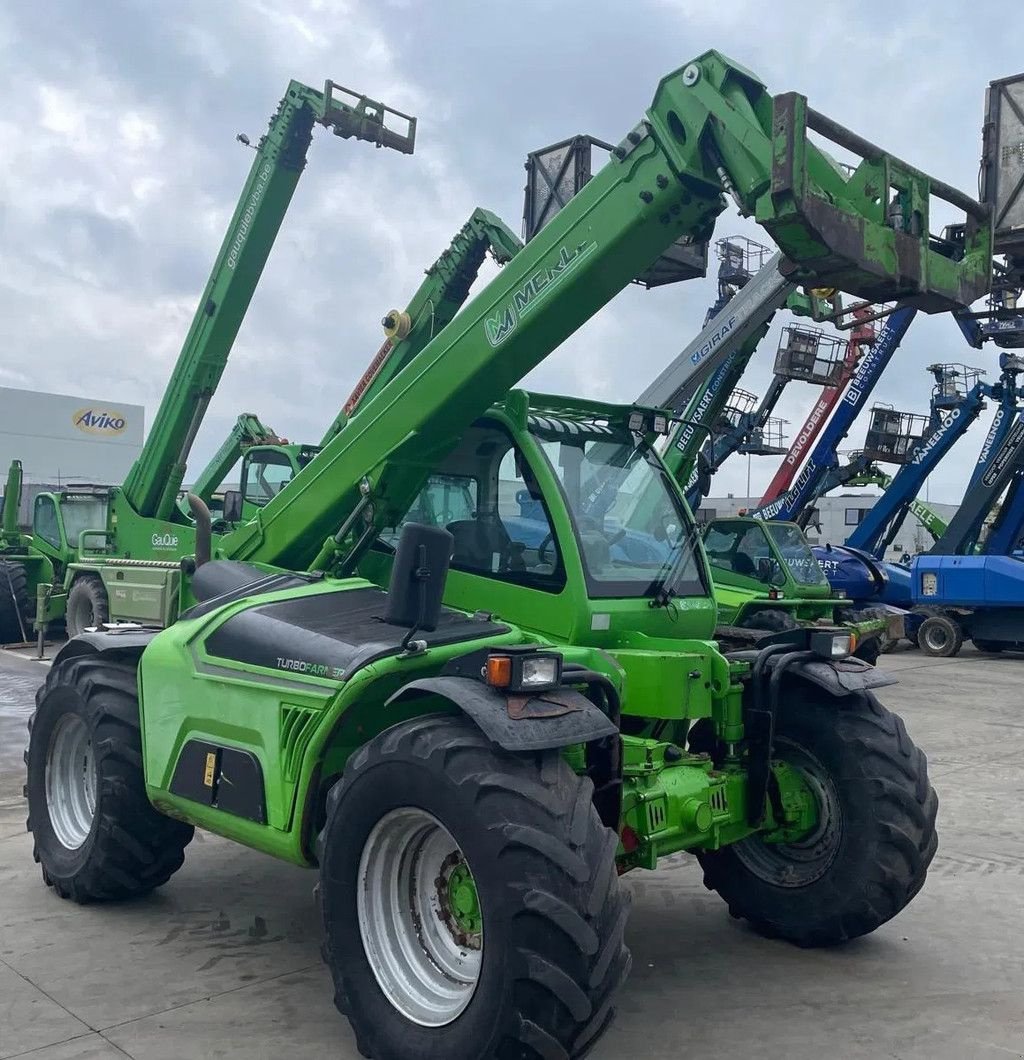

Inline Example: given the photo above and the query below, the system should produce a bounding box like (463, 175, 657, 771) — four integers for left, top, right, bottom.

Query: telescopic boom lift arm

(759, 306, 876, 505)
(842, 467, 951, 543)
(190, 413, 285, 507)
(217, 51, 991, 575)
(844, 375, 990, 556)
(322, 208, 523, 442)
(745, 305, 919, 522)
(120, 80, 416, 523)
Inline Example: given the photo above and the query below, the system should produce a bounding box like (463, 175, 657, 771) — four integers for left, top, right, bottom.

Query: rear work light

(484, 649, 563, 693)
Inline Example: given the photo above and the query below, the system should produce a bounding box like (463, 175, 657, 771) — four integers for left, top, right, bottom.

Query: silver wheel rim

(924, 624, 949, 652)
(45, 714, 96, 850)
(357, 807, 482, 1026)
(733, 739, 842, 888)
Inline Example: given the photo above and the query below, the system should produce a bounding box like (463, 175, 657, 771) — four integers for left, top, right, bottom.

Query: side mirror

(222, 490, 243, 523)
(696, 451, 712, 499)
(384, 522, 453, 633)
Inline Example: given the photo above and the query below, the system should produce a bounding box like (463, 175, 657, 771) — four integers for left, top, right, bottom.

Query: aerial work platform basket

(773, 325, 846, 387)
(928, 363, 984, 412)
(722, 389, 789, 455)
(862, 404, 929, 464)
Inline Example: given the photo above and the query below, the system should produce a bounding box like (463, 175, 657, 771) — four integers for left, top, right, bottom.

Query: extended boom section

(120, 80, 416, 523)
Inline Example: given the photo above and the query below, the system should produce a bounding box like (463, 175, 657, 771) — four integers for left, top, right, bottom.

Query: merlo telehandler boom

(190, 413, 285, 509)
(221, 55, 990, 576)
(121, 80, 415, 524)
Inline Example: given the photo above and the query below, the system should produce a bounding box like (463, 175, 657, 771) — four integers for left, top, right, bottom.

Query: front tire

(317, 714, 629, 1060)
(697, 684, 937, 947)
(25, 654, 193, 902)
(66, 575, 109, 638)
(917, 614, 963, 657)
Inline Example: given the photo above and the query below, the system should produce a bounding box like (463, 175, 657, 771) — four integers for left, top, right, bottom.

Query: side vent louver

(281, 704, 319, 783)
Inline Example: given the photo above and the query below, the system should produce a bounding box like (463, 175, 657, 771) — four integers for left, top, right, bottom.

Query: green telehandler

(26, 52, 988, 1057)
(0, 79, 417, 642)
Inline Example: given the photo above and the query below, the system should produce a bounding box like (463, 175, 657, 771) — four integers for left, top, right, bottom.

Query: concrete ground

(1, 646, 1022, 1059)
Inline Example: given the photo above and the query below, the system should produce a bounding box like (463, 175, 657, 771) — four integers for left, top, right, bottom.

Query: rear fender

(386, 675, 618, 752)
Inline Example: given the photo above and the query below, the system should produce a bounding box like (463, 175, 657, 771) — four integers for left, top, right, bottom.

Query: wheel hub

(357, 807, 483, 1027)
(45, 714, 96, 850)
(734, 738, 842, 888)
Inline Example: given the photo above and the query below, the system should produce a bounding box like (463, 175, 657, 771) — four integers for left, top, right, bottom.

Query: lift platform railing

(773, 325, 847, 387)
(862, 404, 930, 464)
(928, 363, 985, 411)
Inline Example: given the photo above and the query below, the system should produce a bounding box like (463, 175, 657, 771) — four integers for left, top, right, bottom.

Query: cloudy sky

(0, 0, 1019, 503)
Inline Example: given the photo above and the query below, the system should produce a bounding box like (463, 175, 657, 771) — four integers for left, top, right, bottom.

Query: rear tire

(697, 684, 937, 947)
(917, 614, 963, 658)
(66, 575, 109, 638)
(0, 559, 31, 643)
(25, 654, 193, 902)
(317, 714, 629, 1059)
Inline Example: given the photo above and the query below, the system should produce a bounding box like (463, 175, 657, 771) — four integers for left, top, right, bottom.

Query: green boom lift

(214, 206, 524, 528)
(0, 79, 415, 642)
(843, 465, 951, 544)
(27, 52, 988, 1057)
(188, 412, 287, 515)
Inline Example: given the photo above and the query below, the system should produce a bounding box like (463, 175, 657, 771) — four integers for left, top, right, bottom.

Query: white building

(0, 386, 143, 487)
(699, 493, 959, 562)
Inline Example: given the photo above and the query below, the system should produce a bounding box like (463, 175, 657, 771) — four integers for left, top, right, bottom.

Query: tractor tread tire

(0, 559, 31, 643)
(66, 575, 109, 639)
(25, 654, 193, 903)
(317, 714, 629, 1060)
(739, 609, 800, 633)
(697, 685, 937, 947)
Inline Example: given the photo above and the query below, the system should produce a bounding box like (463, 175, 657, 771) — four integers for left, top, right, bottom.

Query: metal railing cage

(862, 404, 929, 464)
(773, 325, 847, 386)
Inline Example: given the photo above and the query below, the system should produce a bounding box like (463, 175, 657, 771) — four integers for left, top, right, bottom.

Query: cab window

(703, 522, 785, 586)
(33, 496, 61, 549)
(242, 451, 296, 506)
(385, 423, 565, 592)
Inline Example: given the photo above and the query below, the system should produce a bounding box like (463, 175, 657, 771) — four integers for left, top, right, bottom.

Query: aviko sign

(73, 409, 128, 436)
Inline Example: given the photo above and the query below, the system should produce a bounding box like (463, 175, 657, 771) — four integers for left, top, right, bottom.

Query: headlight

(484, 650, 563, 693)
(810, 630, 853, 660)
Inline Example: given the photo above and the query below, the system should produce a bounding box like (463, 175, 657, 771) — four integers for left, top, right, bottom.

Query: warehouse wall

(0, 386, 144, 487)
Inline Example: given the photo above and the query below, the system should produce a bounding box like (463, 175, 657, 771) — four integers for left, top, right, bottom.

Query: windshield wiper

(649, 522, 703, 608)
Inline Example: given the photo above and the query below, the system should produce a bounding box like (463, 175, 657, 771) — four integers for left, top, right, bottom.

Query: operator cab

(222, 444, 321, 524)
(701, 517, 831, 596)
(376, 403, 710, 640)
(32, 488, 111, 567)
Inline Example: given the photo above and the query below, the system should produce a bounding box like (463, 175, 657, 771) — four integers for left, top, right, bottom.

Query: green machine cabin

(26, 52, 985, 1057)
(699, 515, 901, 652)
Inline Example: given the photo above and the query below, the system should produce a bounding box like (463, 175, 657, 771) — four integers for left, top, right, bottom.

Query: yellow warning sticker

(203, 752, 217, 788)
